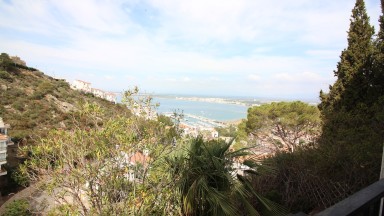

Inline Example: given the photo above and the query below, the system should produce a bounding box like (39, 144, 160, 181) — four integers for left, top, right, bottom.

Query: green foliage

(158, 114, 174, 126)
(11, 167, 30, 187)
(31, 81, 55, 99)
(0, 53, 16, 71)
(215, 125, 237, 137)
(19, 99, 181, 214)
(319, 0, 374, 113)
(47, 204, 78, 216)
(0, 54, 133, 196)
(245, 101, 320, 152)
(235, 119, 248, 141)
(167, 137, 286, 216)
(3, 199, 31, 216)
(0, 70, 12, 81)
(255, 1, 384, 213)
(317, 0, 383, 191)
(0, 59, 131, 144)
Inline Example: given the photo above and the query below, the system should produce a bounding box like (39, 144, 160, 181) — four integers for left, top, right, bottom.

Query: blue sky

(0, 0, 381, 100)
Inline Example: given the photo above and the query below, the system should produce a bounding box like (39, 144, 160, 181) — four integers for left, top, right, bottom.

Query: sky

(0, 0, 382, 100)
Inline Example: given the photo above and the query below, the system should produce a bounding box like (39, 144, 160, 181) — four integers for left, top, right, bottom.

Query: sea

(152, 96, 249, 128)
(117, 94, 251, 127)
(118, 94, 317, 128)
(154, 97, 247, 119)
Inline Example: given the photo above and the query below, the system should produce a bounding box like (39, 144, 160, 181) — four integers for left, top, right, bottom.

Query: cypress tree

(319, 0, 374, 113)
(318, 0, 381, 195)
(370, 1, 384, 102)
(319, 0, 374, 142)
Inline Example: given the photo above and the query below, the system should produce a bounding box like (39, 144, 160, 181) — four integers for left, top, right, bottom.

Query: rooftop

(75, 80, 91, 84)
(0, 134, 8, 141)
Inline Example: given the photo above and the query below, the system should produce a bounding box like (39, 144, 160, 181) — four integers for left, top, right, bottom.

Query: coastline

(223, 119, 244, 125)
(154, 94, 262, 107)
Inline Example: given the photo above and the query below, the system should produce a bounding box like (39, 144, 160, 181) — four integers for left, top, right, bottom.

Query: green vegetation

(0, 57, 130, 143)
(18, 102, 178, 215)
(3, 0, 384, 214)
(0, 53, 131, 197)
(318, 0, 383, 193)
(245, 101, 320, 152)
(0, 53, 17, 72)
(168, 137, 285, 215)
(215, 125, 237, 137)
(3, 199, 31, 216)
(241, 0, 384, 213)
(316, 0, 384, 205)
(15, 98, 282, 215)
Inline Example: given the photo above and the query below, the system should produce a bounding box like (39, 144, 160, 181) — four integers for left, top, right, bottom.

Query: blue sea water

(153, 97, 248, 122)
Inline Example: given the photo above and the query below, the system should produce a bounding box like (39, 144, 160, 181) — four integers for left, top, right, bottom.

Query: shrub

(3, 199, 31, 216)
(0, 70, 12, 81)
(31, 81, 54, 99)
(12, 99, 26, 112)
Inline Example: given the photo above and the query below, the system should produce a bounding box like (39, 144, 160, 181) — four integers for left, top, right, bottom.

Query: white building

(0, 118, 14, 176)
(104, 92, 117, 104)
(72, 80, 92, 93)
(71, 80, 117, 103)
(91, 88, 105, 98)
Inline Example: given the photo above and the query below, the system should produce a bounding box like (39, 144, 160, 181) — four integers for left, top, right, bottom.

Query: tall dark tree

(370, 0, 384, 105)
(318, 0, 383, 195)
(319, 0, 375, 144)
(250, 1, 384, 212)
(319, 0, 374, 113)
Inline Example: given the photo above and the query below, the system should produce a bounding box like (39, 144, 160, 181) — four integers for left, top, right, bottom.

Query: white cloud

(182, 77, 191, 82)
(248, 74, 261, 81)
(274, 71, 326, 82)
(306, 50, 340, 60)
(274, 73, 295, 81)
(104, 75, 115, 80)
(0, 0, 381, 99)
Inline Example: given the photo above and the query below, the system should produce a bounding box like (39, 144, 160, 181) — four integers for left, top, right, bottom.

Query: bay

(154, 97, 248, 122)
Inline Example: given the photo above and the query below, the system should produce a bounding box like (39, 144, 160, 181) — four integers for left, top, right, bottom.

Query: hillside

(0, 53, 132, 176)
(0, 53, 130, 143)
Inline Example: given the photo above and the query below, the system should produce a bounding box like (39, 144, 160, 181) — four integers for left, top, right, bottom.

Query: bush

(3, 199, 31, 216)
(0, 53, 16, 72)
(0, 70, 12, 81)
(31, 81, 54, 99)
(12, 99, 26, 112)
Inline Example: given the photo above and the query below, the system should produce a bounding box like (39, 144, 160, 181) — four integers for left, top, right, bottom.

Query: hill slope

(0, 53, 130, 151)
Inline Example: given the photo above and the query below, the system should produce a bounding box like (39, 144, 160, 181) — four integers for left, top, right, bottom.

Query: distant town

(70, 79, 117, 103)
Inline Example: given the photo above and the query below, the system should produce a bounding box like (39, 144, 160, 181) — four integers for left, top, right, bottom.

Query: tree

(167, 137, 286, 216)
(318, 0, 380, 166)
(319, 0, 374, 116)
(0, 53, 16, 71)
(370, 0, 384, 119)
(245, 101, 320, 153)
(316, 0, 384, 202)
(18, 94, 181, 215)
(250, 1, 384, 212)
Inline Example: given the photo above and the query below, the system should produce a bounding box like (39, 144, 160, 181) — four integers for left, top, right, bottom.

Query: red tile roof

(0, 134, 8, 141)
(130, 151, 150, 165)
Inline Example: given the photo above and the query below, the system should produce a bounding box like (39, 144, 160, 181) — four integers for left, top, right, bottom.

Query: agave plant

(167, 137, 286, 216)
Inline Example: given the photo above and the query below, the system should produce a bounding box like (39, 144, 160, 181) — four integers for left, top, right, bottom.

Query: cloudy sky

(0, 0, 381, 100)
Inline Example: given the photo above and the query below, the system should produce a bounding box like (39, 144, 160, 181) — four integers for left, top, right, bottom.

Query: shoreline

(223, 119, 244, 125)
(154, 95, 261, 107)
